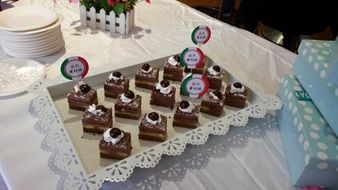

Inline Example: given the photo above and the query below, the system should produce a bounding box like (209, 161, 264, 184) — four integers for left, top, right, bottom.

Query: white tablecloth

(0, 0, 296, 189)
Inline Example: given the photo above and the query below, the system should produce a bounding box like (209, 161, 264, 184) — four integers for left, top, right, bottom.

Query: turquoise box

(293, 39, 338, 136)
(277, 75, 338, 189)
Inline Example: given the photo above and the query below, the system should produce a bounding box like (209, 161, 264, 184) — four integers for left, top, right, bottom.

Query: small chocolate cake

(204, 65, 224, 90)
(82, 104, 112, 133)
(135, 63, 159, 89)
(104, 71, 130, 98)
(115, 90, 142, 119)
(163, 55, 184, 81)
(150, 79, 176, 109)
(173, 100, 200, 128)
(67, 81, 98, 111)
(200, 90, 225, 116)
(224, 82, 248, 108)
(139, 112, 167, 142)
(99, 128, 132, 160)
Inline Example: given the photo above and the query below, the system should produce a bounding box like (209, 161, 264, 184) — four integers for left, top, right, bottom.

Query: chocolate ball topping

(112, 71, 122, 78)
(96, 105, 107, 113)
(213, 65, 221, 72)
(233, 82, 243, 89)
(110, 128, 122, 138)
(179, 100, 190, 109)
(148, 112, 159, 121)
(142, 63, 150, 71)
(174, 54, 180, 62)
(124, 90, 135, 99)
(160, 79, 170, 88)
(212, 90, 223, 100)
(79, 84, 91, 93)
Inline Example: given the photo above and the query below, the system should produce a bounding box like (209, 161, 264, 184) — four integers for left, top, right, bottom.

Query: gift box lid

(293, 39, 338, 135)
(279, 75, 338, 173)
(295, 39, 337, 93)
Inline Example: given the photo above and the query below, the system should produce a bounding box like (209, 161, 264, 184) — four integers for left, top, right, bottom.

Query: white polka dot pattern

(303, 49, 307, 56)
(304, 141, 310, 150)
(310, 132, 319, 140)
(314, 63, 319, 70)
(299, 101, 307, 106)
(310, 124, 319, 131)
(308, 56, 313, 62)
(299, 134, 304, 143)
(305, 154, 310, 165)
(317, 163, 328, 170)
(304, 107, 313, 114)
(317, 152, 328, 160)
(304, 115, 313, 121)
(317, 142, 328, 150)
(297, 123, 303, 131)
(335, 89, 338, 97)
(320, 71, 326, 78)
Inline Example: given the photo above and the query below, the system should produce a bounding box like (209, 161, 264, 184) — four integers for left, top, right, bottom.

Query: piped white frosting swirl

(168, 56, 179, 66)
(103, 128, 124, 145)
(74, 81, 86, 93)
(179, 102, 195, 113)
(146, 113, 162, 125)
(87, 104, 105, 116)
(207, 66, 220, 76)
(108, 73, 121, 81)
(230, 84, 245, 93)
(120, 93, 133, 103)
(210, 91, 220, 100)
(141, 66, 153, 74)
(155, 83, 172, 94)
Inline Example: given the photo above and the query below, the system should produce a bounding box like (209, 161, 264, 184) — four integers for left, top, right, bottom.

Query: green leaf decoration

(113, 3, 125, 15)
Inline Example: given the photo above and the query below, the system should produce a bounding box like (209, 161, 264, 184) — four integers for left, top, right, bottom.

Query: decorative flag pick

(180, 47, 205, 69)
(181, 73, 209, 98)
(61, 56, 89, 81)
(191, 25, 211, 45)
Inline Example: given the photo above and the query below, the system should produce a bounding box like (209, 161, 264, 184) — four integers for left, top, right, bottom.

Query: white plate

(3, 39, 65, 58)
(0, 6, 57, 32)
(2, 30, 62, 50)
(0, 14, 63, 35)
(0, 58, 45, 96)
(0, 26, 61, 42)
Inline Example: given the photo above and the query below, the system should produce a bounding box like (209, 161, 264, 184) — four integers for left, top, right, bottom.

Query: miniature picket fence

(79, 5, 134, 35)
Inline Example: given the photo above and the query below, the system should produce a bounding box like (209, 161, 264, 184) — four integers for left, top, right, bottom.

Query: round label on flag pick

(191, 25, 211, 45)
(180, 47, 205, 69)
(181, 73, 209, 98)
(61, 56, 89, 80)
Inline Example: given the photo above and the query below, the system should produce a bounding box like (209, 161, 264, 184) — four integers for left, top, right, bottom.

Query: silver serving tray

(28, 55, 282, 190)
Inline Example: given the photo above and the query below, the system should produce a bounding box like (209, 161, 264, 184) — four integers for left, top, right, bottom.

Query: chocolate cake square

(163, 55, 184, 81)
(82, 104, 112, 133)
(204, 65, 225, 90)
(104, 71, 129, 98)
(115, 90, 142, 119)
(135, 63, 159, 89)
(200, 90, 225, 116)
(99, 128, 132, 160)
(67, 81, 98, 111)
(173, 100, 200, 128)
(224, 82, 248, 108)
(139, 112, 167, 142)
(150, 79, 176, 109)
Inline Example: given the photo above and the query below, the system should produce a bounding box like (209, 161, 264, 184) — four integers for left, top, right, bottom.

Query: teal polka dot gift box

(293, 38, 338, 136)
(277, 75, 338, 189)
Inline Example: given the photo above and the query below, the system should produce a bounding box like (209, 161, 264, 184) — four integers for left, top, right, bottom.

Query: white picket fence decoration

(79, 5, 134, 35)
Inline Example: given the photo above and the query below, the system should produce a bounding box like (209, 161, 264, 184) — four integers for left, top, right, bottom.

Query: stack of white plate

(0, 6, 65, 58)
